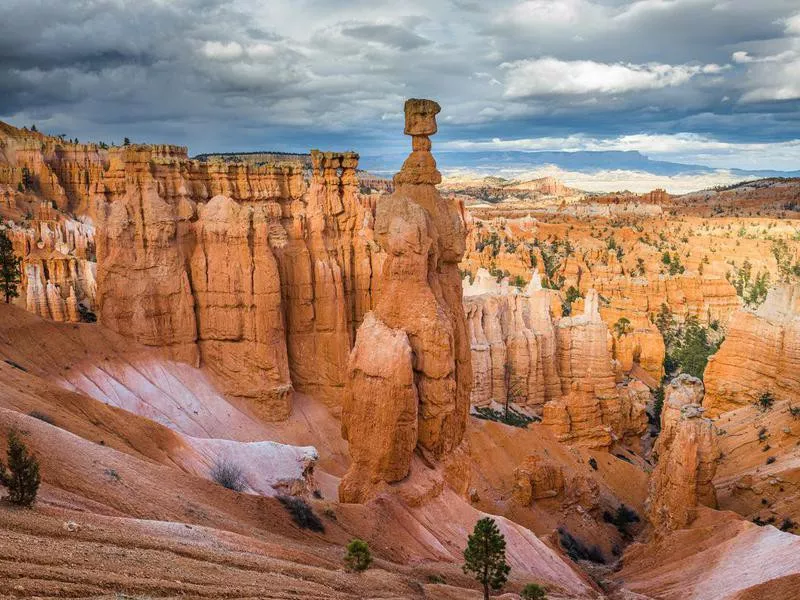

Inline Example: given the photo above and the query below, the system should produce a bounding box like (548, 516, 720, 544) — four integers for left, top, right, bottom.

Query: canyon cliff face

(340, 99, 472, 503)
(465, 272, 648, 448)
(11, 209, 96, 324)
(588, 275, 740, 326)
(2, 124, 383, 415)
(0, 125, 99, 321)
(279, 151, 381, 408)
(704, 284, 800, 416)
(94, 145, 380, 418)
(544, 289, 648, 448)
(464, 269, 562, 409)
(648, 375, 720, 530)
(0, 123, 106, 215)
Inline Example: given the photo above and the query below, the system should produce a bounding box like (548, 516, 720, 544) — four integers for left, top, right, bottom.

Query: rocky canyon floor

(2, 107, 800, 599)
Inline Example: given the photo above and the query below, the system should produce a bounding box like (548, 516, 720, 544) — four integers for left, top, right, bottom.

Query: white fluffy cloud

(786, 13, 800, 35)
(501, 57, 724, 97)
(739, 58, 800, 102)
(201, 41, 244, 60)
(731, 45, 800, 103)
(728, 10, 800, 103)
(505, 0, 606, 27)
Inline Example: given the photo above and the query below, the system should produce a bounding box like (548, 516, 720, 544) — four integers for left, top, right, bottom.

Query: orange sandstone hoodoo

(340, 99, 472, 503)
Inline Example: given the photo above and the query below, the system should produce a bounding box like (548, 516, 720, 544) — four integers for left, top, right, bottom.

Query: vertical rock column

(277, 150, 378, 408)
(647, 376, 721, 530)
(340, 99, 472, 503)
(190, 196, 292, 420)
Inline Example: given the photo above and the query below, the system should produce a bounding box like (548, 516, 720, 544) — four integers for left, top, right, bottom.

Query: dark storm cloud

(0, 0, 798, 168)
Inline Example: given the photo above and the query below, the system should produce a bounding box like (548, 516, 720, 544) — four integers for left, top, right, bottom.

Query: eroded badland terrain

(1, 100, 800, 599)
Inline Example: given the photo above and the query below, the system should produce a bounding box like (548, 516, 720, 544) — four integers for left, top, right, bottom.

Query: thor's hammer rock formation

(340, 99, 472, 503)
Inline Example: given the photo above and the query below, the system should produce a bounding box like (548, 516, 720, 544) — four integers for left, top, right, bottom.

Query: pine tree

(463, 517, 511, 600)
(0, 430, 41, 507)
(20, 166, 34, 191)
(0, 224, 21, 303)
(343, 538, 372, 572)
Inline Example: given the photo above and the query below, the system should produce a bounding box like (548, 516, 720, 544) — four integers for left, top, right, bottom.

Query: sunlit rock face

(93, 144, 384, 419)
(465, 280, 648, 449)
(340, 99, 472, 503)
(1, 121, 388, 418)
(464, 268, 562, 410)
(647, 375, 720, 530)
(704, 284, 800, 417)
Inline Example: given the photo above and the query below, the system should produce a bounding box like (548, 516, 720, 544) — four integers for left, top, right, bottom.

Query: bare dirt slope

(0, 304, 600, 599)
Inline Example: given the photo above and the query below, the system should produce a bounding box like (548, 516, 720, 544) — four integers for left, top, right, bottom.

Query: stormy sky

(1, 0, 799, 170)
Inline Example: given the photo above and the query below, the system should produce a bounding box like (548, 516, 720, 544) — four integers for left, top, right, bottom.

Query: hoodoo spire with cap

(339, 99, 472, 503)
(395, 98, 442, 186)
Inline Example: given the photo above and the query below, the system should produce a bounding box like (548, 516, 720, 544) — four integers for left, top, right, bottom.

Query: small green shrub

(104, 468, 121, 482)
(344, 538, 372, 572)
(756, 391, 775, 412)
(473, 406, 538, 428)
(603, 504, 640, 537)
(557, 528, 604, 563)
(562, 286, 582, 316)
(278, 495, 324, 533)
(652, 386, 665, 426)
(612, 317, 632, 337)
(78, 304, 97, 323)
(521, 583, 547, 600)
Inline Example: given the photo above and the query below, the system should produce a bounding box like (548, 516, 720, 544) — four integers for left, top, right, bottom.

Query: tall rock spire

(340, 99, 472, 503)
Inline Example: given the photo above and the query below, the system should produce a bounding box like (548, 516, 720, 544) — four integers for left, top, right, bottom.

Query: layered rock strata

(704, 284, 800, 416)
(464, 269, 562, 409)
(94, 144, 381, 418)
(543, 289, 649, 447)
(2, 206, 96, 322)
(465, 275, 648, 447)
(278, 150, 382, 407)
(1, 121, 386, 414)
(589, 275, 740, 326)
(340, 99, 472, 502)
